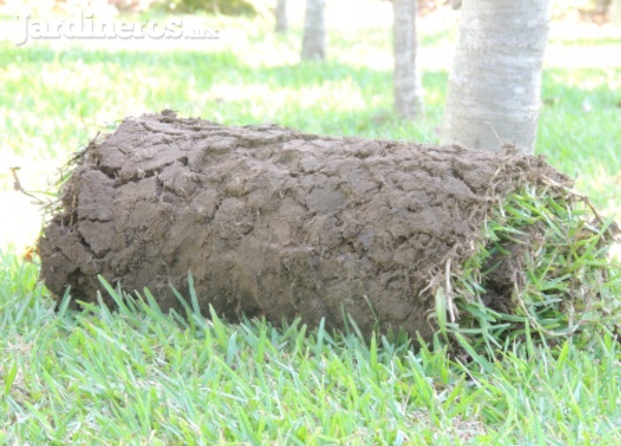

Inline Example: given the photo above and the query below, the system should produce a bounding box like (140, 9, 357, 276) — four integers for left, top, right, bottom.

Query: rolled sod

(38, 112, 617, 343)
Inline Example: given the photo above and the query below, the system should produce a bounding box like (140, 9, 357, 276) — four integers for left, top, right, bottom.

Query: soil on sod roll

(39, 111, 573, 341)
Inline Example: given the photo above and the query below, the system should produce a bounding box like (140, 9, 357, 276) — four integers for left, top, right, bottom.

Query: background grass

(1, 0, 621, 443)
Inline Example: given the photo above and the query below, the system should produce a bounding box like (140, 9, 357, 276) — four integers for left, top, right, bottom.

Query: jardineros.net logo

(14, 13, 220, 46)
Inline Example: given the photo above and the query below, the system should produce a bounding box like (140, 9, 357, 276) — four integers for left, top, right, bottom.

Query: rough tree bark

(441, 0, 552, 154)
(275, 0, 288, 33)
(393, 0, 423, 119)
(38, 112, 568, 341)
(301, 0, 326, 61)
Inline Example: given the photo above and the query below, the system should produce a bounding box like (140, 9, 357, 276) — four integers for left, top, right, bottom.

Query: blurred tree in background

(301, 0, 325, 60)
(393, 0, 422, 119)
(274, 0, 287, 32)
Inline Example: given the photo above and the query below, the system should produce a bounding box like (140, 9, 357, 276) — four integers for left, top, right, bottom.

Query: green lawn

(1, 2, 621, 443)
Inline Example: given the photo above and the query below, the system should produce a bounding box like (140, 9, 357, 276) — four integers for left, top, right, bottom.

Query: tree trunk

(275, 0, 288, 33)
(393, 0, 423, 119)
(441, 0, 552, 154)
(612, 0, 621, 27)
(38, 112, 570, 342)
(301, 0, 326, 61)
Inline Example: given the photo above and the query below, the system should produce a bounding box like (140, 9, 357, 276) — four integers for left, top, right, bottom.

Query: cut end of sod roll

(436, 181, 621, 355)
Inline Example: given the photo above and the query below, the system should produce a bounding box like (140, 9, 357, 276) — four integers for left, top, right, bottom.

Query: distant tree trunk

(393, 0, 423, 119)
(612, 0, 621, 27)
(275, 0, 288, 33)
(441, 0, 552, 154)
(301, 0, 326, 61)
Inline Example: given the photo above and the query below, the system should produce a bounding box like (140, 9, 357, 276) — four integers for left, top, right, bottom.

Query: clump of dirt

(38, 111, 571, 341)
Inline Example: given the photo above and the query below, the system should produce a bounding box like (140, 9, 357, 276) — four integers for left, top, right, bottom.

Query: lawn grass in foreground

(1, 251, 621, 444)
